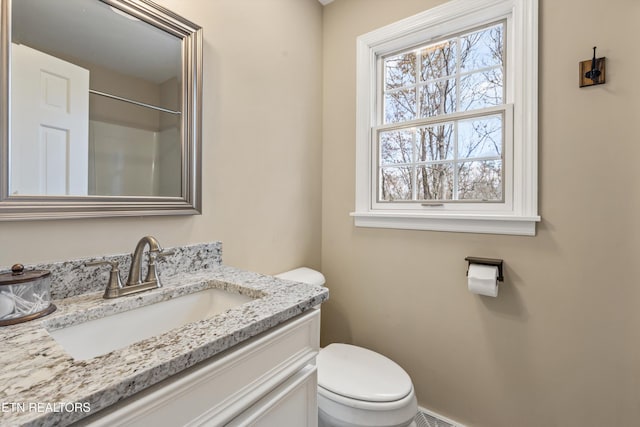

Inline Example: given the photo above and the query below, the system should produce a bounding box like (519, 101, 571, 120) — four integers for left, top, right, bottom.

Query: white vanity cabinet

(78, 309, 320, 427)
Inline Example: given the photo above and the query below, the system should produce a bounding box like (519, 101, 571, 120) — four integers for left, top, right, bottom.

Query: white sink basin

(47, 288, 254, 360)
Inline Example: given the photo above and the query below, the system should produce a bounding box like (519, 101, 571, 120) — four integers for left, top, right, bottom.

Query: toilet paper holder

(465, 257, 504, 282)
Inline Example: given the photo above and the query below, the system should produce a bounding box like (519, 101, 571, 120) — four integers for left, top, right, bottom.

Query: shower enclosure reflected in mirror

(0, 0, 202, 219)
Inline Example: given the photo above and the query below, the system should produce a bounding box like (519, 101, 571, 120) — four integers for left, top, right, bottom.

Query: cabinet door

(226, 364, 318, 427)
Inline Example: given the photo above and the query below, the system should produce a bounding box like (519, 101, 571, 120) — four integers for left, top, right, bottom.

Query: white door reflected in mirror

(10, 43, 89, 196)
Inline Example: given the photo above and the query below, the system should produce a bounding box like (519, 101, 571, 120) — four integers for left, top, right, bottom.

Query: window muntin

(378, 22, 506, 203)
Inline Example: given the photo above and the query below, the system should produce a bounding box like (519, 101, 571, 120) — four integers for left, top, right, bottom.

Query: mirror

(0, 0, 202, 219)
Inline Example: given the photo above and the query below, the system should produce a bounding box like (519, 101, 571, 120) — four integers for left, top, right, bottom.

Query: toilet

(275, 268, 418, 427)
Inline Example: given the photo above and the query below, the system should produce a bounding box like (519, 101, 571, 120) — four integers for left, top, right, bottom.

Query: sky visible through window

(379, 22, 505, 202)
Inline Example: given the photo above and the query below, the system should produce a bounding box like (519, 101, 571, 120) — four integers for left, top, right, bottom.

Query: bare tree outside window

(379, 22, 505, 202)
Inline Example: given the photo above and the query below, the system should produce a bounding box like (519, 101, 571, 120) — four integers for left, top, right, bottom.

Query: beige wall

(0, 0, 323, 275)
(321, 0, 640, 426)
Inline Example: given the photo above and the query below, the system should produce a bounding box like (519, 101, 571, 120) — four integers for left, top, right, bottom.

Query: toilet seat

(317, 380, 417, 427)
(318, 343, 413, 402)
(316, 344, 417, 427)
(318, 382, 417, 411)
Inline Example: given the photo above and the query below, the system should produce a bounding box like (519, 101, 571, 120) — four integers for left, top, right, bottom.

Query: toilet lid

(317, 343, 413, 402)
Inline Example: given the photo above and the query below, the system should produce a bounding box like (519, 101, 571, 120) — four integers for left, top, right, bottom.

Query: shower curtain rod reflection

(89, 89, 181, 115)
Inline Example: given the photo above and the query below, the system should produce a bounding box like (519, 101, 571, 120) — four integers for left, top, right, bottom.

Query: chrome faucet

(85, 236, 174, 299)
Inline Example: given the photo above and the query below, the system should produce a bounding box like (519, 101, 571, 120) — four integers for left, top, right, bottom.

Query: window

(353, 0, 539, 235)
(380, 22, 506, 203)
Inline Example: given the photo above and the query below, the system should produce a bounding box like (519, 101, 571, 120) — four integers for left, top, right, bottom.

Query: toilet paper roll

(468, 264, 499, 297)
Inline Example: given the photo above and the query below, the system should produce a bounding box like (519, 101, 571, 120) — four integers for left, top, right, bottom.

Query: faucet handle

(85, 260, 124, 299)
(85, 260, 118, 268)
(155, 249, 175, 259)
(143, 249, 174, 285)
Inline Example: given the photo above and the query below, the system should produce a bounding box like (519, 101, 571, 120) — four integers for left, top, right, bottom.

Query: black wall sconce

(579, 46, 606, 87)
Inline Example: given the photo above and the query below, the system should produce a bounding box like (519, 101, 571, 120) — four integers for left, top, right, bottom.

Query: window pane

(417, 123, 454, 162)
(380, 130, 414, 165)
(459, 69, 503, 111)
(416, 163, 453, 200)
(384, 88, 416, 123)
(420, 40, 456, 81)
(380, 167, 412, 201)
(458, 115, 502, 159)
(457, 160, 502, 200)
(460, 23, 503, 73)
(385, 52, 417, 90)
(419, 79, 456, 118)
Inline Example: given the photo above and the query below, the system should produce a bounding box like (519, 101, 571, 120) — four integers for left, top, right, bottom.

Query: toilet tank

(275, 267, 326, 287)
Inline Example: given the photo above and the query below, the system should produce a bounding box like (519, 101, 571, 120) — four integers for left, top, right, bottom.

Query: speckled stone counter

(0, 245, 328, 427)
(0, 241, 224, 300)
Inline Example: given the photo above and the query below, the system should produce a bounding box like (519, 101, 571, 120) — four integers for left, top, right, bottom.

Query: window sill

(350, 211, 540, 236)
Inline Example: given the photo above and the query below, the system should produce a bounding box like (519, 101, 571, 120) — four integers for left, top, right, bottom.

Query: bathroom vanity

(0, 243, 328, 426)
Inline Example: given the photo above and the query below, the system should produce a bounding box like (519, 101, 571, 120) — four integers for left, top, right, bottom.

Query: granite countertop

(0, 264, 328, 427)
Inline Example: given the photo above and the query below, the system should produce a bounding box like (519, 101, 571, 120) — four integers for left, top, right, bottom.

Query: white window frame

(352, 0, 539, 236)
